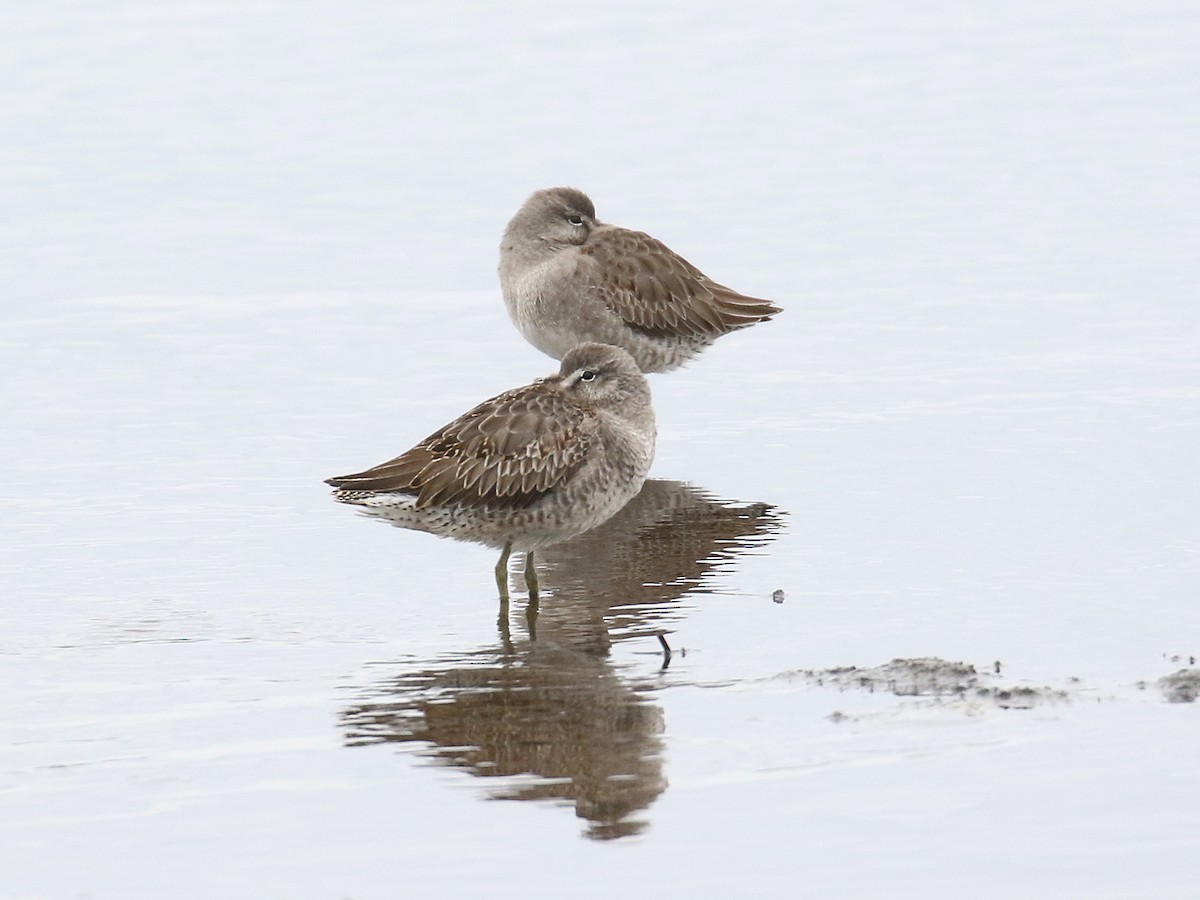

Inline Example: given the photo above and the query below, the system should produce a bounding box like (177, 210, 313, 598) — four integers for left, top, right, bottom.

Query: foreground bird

(326, 343, 656, 601)
(499, 187, 781, 373)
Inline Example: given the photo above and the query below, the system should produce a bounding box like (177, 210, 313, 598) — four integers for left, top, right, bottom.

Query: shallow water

(3, 2, 1199, 898)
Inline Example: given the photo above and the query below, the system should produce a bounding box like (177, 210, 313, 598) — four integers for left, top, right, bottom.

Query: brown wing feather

(581, 226, 781, 338)
(325, 382, 595, 509)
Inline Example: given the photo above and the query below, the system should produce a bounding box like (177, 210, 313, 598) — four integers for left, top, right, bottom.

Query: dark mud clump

(1157, 668, 1200, 703)
(814, 657, 979, 697)
(779, 657, 1072, 709)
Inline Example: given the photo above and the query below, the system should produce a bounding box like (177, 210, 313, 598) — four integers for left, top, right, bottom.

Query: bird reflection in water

(340, 479, 784, 840)
(524, 478, 784, 656)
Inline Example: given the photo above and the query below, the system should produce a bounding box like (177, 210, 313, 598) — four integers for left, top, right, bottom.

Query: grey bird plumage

(499, 187, 781, 373)
(326, 342, 656, 599)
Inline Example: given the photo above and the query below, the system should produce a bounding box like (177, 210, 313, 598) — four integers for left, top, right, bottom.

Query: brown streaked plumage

(499, 187, 781, 373)
(326, 342, 656, 602)
(326, 385, 594, 510)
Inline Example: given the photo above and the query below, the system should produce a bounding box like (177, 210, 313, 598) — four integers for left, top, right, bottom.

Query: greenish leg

(523, 550, 540, 600)
(496, 540, 513, 635)
(495, 540, 513, 603)
(523, 551, 540, 641)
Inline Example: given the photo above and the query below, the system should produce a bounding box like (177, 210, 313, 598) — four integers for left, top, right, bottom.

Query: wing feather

(580, 225, 781, 338)
(326, 383, 595, 509)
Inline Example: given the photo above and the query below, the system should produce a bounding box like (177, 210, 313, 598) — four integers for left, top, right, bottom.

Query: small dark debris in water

(1158, 669, 1200, 703)
(772, 589, 785, 604)
(827, 711, 849, 724)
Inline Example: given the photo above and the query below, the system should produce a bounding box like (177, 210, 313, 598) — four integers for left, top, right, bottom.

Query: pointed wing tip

(325, 473, 393, 497)
(718, 295, 783, 328)
(747, 298, 783, 317)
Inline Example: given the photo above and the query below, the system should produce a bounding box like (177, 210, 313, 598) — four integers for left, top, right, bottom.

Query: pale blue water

(2, 2, 1198, 898)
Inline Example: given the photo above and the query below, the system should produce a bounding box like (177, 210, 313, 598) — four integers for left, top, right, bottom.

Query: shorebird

(326, 343, 656, 602)
(499, 187, 781, 373)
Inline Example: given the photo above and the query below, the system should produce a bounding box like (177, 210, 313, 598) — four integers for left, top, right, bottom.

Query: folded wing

(326, 385, 595, 509)
(581, 226, 781, 338)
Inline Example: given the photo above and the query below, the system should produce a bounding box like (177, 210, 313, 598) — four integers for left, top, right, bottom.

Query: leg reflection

(525, 592, 540, 642)
(497, 603, 515, 654)
(657, 633, 672, 671)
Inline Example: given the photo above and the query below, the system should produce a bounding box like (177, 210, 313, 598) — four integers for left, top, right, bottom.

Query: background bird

(500, 187, 781, 373)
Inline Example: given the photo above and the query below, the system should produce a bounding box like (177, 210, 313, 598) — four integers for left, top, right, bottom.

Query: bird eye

(567, 215, 585, 226)
(579, 369, 597, 382)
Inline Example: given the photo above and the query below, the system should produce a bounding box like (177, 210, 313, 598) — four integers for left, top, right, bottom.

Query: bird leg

(496, 542, 516, 633)
(495, 540, 513, 604)
(523, 550, 540, 600)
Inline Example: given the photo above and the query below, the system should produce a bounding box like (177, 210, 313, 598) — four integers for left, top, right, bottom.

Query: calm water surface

(2, 2, 1198, 898)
